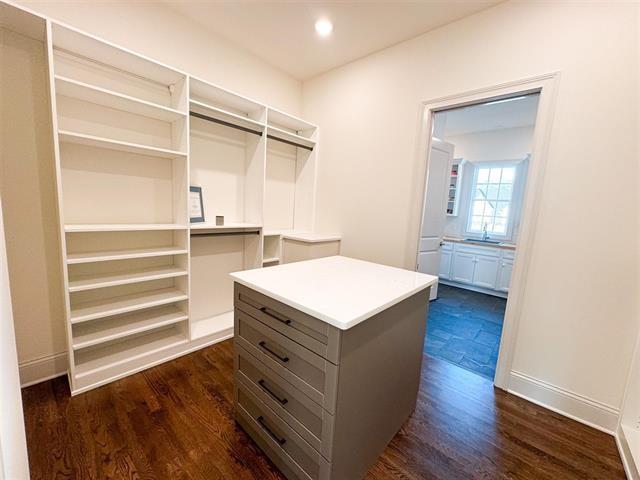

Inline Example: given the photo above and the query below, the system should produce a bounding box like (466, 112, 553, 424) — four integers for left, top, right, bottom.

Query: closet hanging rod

(266, 134, 314, 152)
(189, 111, 263, 136)
(190, 230, 260, 238)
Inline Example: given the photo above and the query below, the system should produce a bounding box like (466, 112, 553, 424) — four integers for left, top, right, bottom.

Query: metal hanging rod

(266, 134, 314, 152)
(190, 230, 260, 238)
(189, 111, 263, 136)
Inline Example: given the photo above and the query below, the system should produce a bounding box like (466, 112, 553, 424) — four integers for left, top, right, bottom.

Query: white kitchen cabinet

(439, 249, 452, 279)
(497, 260, 513, 292)
(451, 252, 475, 284)
(473, 255, 500, 289)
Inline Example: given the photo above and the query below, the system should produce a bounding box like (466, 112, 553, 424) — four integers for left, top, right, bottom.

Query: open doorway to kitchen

(417, 92, 540, 381)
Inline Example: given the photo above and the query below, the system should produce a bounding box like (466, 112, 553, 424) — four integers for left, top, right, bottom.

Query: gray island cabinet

(230, 256, 437, 480)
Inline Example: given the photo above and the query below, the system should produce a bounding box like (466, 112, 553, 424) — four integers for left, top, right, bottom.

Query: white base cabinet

(439, 241, 514, 297)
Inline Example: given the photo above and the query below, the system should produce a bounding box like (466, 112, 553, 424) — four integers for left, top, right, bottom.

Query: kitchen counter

(230, 255, 437, 330)
(444, 236, 517, 251)
(231, 256, 436, 479)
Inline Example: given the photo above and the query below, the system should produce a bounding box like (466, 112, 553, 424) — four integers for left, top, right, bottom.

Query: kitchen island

(230, 256, 437, 480)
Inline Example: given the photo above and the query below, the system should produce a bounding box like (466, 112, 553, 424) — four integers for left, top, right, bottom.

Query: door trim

(414, 72, 561, 390)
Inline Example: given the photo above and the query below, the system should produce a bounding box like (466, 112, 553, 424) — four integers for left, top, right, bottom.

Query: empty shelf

(72, 305, 188, 350)
(267, 108, 317, 133)
(70, 287, 188, 324)
(67, 246, 187, 264)
(58, 130, 187, 159)
(266, 125, 315, 150)
(55, 76, 186, 122)
(65, 223, 187, 233)
(190, 222, 261, 231)
(191, 311, 234, 340)
(262, 257, 279, 264)
(74, 326, 187, 379)
(69, 265, 188, 292)
(190, 99, 265, 134)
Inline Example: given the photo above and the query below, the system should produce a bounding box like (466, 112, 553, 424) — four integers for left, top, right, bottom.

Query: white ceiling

(160, 1, 502, 80)
(434, 94, 541, 138)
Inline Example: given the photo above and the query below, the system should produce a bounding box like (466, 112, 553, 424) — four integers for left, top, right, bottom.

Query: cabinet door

(497, 260, 513, 292)
(473, 255, 500, 289)
(451, 252, 475, 284)
(439, 250, 452, 280)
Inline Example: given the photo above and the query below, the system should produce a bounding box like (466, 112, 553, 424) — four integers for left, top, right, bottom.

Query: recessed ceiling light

(315, 19, 333, 37)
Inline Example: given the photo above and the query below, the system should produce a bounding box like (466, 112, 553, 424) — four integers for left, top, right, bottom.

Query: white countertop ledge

(229, 256, 438, 330)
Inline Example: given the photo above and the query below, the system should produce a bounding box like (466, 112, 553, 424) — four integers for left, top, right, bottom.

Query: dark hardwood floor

(22, 340, 625, 480)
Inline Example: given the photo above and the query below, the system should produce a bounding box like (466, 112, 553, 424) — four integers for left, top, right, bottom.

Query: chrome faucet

(482, 223, 490, 241)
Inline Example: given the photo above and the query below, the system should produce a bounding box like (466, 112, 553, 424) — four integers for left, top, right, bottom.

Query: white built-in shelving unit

(447, 159, 463, 216)
(39, 18, 331, 394)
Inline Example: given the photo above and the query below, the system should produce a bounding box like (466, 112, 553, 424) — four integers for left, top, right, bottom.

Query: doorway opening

(418, 92, 541, 381)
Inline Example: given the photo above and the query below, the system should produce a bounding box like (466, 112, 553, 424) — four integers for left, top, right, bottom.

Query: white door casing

(417, 138, 454, 300)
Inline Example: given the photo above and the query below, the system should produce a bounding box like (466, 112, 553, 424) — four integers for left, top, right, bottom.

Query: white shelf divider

(65, 224, 188, 233)
(55, 75, 186, 122)
(72, 305, 188, 350)
(59, 130, 187, 159)
(70, 287, 188, 324)
(67, 246, 188, 264)
(69, 266, 188, 292)
(74, 326, 188, 379)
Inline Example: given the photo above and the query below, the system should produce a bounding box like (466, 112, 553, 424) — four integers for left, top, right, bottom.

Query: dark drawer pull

(258, 341, 289, 363)
(260, 306, 291, 325)
(257, 415, 286, 445)
(258, 379, 288, 405)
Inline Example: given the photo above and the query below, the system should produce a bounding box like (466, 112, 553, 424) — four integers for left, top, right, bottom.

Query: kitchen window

(466, 164, 517, 239)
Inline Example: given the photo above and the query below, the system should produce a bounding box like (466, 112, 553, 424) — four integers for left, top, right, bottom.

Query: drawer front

(235, 283, 340, 364)
(235, 382, 330, 480)
(455, 243, 501, 257)
(235, 344, 334, 459)
(236, 309, 338, 414)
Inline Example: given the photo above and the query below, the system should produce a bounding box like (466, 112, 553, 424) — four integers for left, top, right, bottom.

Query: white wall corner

(508, 370, 619, 434)
(616, 424, 640, 480)
(19, 352, 67, 388)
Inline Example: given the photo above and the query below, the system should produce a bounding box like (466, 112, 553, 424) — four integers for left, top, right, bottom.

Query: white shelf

(71, 287, 188, 324)
(52, 23, 184, 87)
(190, 222, 261, 231)
(74, 326, 187, 379)
(190, 99, 265, 133)
(266, 125, 315, 150)
(190, 76, 265, 116)
(65, 223, 187, 233)
(58, 130, 187, 159)
(72, 305, 188, 349)
(267, 108, 316, 133)
(69, 266, 188, 292)
(67, 246, 187, 264)
(55, 75, 186, 122)
(262, 257, 280, 264)
(191, 311, 234, 340)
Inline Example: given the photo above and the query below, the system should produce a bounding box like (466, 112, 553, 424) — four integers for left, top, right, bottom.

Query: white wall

(443, 126, 533, 239)
(17, 0, 302, 115)
(303, 0, 639, 419)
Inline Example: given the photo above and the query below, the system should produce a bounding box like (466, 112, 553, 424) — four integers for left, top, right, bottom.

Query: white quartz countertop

(229, 256, 438, 330)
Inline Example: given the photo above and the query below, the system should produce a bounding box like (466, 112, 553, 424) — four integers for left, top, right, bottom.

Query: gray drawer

(235, 344, 335, 460)
(235, 309, 338, 415)
(235, 382, 330, 480)
(235, 283, 340, 364)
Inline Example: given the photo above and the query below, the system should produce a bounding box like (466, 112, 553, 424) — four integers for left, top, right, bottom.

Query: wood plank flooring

(22, 340, 625, 479)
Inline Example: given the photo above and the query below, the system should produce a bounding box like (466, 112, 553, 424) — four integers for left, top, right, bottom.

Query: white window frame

(464, 160, 523, 241)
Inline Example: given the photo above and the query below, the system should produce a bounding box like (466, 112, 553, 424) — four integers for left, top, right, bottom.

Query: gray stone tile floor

(424, 284, 506, 379)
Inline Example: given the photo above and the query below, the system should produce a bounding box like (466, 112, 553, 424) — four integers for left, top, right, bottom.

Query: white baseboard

(19, 352, 67, 388)
(616, 424, 640, 480)
(508, 370, 619, 434)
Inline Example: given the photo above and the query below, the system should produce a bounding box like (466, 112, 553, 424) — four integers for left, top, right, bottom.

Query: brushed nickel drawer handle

(258, 379, 289, 405)
(258, 341, 290, 363)
(257, 415, 286, 445)
(260, 306, 292, 325)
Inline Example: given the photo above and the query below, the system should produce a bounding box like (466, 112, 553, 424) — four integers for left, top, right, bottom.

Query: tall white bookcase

(40, 19, 330, 394)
